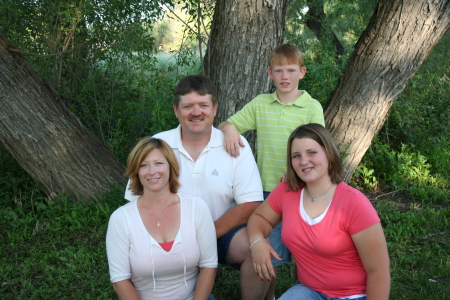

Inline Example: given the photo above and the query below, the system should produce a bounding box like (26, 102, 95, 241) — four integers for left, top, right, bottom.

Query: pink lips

(302, 167, 314, 173)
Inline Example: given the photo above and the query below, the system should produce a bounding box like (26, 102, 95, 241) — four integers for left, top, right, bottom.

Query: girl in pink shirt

(247, 124, 390, 299)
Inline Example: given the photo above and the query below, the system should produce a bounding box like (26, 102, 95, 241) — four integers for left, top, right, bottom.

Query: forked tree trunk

(324, 0, 450, 182)
(0, 33, 126, 201)
(205, 0, 287, 149)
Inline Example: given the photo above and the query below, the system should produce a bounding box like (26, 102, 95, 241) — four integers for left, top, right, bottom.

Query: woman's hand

(251, 238, 282, 282)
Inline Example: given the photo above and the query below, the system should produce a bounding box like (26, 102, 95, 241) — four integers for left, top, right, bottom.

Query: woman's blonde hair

(125, 137, 180, 195)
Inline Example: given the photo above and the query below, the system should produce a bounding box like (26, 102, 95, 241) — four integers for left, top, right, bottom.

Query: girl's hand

(251, 239, 282, 282)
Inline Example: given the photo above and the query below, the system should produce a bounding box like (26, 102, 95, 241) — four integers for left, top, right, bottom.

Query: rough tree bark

(324, 0, 450, 182)
(0, 33, 126, 201)
(204, 0, 287, 149)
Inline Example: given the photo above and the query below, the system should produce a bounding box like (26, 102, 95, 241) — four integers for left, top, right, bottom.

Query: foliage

(0, 181, 125, 298)
(284, 0, 378, 56)
(284, 0, 376, 106)
(377, 201, 450, 299)
(300, 51, 347, 105)
(379, 29, 450, 152)
(65, 53, 185, 163)
(0, 0, 181, 162)
(353, 165, 378, 190)
(359, 138, 449, 203)
(356, 30, 450, 203)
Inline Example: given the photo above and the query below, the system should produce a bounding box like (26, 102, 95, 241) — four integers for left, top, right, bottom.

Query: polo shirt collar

(269, 90, 311, 107)
(172, 124, 223, 149)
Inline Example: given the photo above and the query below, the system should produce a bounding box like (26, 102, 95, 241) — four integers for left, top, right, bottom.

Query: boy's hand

(218, 121, 245, 157)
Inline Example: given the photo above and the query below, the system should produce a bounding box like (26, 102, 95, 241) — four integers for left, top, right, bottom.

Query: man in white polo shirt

(125, 75, 269, 299)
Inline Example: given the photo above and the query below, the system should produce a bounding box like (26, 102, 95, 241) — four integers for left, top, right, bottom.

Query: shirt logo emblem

(212, 169, 218, 176)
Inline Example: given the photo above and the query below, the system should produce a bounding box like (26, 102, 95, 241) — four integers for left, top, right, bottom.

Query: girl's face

(290, 137, 330, 185)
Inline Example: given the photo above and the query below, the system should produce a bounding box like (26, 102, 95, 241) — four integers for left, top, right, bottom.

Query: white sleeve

(106, 208, 132, 283)
(124, 179, 139, 201)
(192, 198, 218, 268)
(233, 136, 264, 205)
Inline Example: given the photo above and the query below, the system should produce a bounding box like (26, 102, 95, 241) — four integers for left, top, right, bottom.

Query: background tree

(303, 0, 345, 56)
(0, 0, 176, 200)
(0, 33, 126, 201)
(324, 0, 450, 182)
(205, 0, 287, 131)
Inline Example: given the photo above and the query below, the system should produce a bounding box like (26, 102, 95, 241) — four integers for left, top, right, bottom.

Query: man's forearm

(214, 201, 261, 238)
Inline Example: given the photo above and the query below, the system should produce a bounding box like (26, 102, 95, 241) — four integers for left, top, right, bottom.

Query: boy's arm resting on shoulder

(214, 201, 261, 238)
(218, 121, 245, 158)
(214, 134, 264, 238)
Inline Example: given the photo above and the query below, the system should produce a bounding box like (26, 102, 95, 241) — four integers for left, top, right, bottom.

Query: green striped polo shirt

(227, 91, 325, 191)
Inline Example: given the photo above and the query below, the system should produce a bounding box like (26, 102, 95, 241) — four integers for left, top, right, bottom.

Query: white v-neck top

(106, 193, 217, 300)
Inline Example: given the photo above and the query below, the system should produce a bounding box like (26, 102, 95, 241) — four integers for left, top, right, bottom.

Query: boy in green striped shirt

(218, 44, 325, 300)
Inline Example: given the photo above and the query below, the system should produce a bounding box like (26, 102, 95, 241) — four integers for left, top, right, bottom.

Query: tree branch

(163, 4, 208, 46)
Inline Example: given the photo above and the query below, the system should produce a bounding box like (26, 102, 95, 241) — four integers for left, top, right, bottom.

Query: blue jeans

(264, 191, 292, 267)
(278, 283, 366, 300)
(217, 224, 246, 270)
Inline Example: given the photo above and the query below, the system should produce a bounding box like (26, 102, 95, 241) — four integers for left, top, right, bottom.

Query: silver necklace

(307, 184, 333, 202)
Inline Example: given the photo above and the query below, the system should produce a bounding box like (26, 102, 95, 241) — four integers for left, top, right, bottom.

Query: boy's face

(268, 64, 306, 95)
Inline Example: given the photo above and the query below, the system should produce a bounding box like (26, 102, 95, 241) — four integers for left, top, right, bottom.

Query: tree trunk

(204, 0, 287, 150)
(0, 33, 126, 201)
(324, 0, 450, 182)
(304, 0, 345, 56)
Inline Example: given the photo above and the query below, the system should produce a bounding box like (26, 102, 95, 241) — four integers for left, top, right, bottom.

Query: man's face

(174, 91, 218, 138)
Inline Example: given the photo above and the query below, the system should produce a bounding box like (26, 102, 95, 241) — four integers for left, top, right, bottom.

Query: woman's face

(290, 137, 330, 185)
(138, 148, 170, 194)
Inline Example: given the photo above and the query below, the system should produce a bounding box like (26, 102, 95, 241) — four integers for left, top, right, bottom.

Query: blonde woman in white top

(106, 137, 217, 300)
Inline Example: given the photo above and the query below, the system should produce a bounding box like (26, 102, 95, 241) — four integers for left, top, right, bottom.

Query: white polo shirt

(125, 125, 263, 221)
